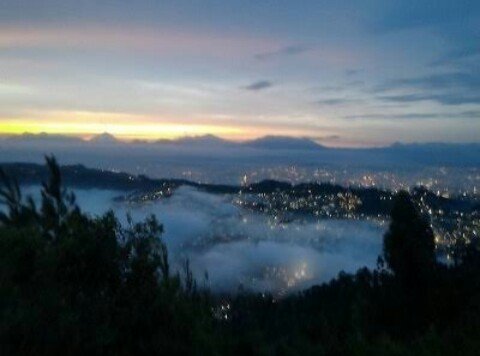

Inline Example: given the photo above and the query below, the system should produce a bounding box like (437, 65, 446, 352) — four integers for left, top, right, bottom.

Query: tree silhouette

(383, 190, 436, 287)
(2, 158, 480, 355)
(0, 157, 214, 355)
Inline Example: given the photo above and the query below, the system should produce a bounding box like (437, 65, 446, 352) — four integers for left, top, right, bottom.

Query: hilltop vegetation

(1, 158, 480, 355)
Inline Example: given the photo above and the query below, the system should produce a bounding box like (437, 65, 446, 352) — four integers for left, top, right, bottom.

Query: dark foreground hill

(1, 157, 480, 355)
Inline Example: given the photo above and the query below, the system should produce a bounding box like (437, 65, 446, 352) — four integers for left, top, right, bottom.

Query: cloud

(457, 110, 480, 118)
(255, 45, 308, 60)
(314, 85, 345, 92)
(244, 80, 273, 91)
(344, 113, 442, 120)
(430, 46, 480, 67)
(316, 98, 355, 105)
(385, 72, 480, 91)
(313, 135, 341, 142)
(310, 80, 363, 95)
(0, 25, 274, 60)
(345, 111, 480, 120)
(18, 185, 384, 294)
(346, 80, 365, 87)
(375, 70, 480, 105)
(73, 186, 385, 294)
(345, 69, 363, 76)
(378, 93, 480, 105)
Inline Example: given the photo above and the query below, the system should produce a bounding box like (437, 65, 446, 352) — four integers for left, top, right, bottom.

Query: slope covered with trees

(1, 157, 480, 355)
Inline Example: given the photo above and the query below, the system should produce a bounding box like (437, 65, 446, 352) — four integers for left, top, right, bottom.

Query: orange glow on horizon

(0, 119, 248, 141)
(0, 119, 373, 147)
(0, 111, 362, 146)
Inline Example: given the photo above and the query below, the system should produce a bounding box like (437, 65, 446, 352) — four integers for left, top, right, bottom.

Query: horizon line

(1, 131, 479, 149)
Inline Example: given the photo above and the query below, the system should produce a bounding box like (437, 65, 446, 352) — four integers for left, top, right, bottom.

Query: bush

(0, 157, 214, 355)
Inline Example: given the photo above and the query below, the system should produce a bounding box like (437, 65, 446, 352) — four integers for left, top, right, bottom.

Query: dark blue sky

(0, 0, 479, 145)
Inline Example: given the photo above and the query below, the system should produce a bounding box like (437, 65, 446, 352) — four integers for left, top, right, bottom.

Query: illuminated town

(125, 170, 479, 267)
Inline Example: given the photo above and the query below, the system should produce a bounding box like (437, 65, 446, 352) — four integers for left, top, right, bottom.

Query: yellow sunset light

(0, 119, 244, 141)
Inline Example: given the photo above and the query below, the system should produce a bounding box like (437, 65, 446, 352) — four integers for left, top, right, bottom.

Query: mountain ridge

(2, 132, 479, 151)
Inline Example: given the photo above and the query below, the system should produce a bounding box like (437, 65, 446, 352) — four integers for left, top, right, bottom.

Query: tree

(0, 157, 214, 355)
(383, 191, 436, 287)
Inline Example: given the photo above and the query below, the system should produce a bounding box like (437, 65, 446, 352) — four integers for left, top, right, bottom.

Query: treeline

(2, 161, 477, 217)
(1, 158, 480, 355)
(0, 158, 214, 355)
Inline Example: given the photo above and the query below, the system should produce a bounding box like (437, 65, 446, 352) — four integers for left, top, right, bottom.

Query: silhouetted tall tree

(383, 191, 436, 287)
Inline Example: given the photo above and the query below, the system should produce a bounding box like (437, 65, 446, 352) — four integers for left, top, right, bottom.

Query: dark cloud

(243, 80, 273, 91)
(457, 110, 480, 119)
(345, 110, 480, 120)
(345, 69, 363, 76)
(317, 98, 354, 105)
(314, 135, 341, 141)
(394, 72, 479, 90)
(377, 93, 430, 103)
(255, 45, 308, 60)
(344, 113, 441, 120)
(379, 93, 480, 106)
(375, 69, 480, 105)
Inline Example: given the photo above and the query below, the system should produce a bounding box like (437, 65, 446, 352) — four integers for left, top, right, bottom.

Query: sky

(0, 0, 479, 146)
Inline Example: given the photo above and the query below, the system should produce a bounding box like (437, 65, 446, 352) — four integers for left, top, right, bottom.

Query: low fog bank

(10, 185, 385, 295)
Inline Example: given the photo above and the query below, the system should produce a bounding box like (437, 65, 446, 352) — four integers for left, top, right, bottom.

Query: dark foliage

(1, 158, 480, 355)
(0, 156, 214, 356)
(383, 191, 436, 286)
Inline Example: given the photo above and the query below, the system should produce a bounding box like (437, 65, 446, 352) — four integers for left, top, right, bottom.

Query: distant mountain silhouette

(154, 134, 326, 150)
(160, 134, 233, 146)
(244, 136, 326, 150)
(388, 142, 480, 150)
(89, 132, 119, 144)
(2, 133, 479, 167)
(3, 132, 84, 143)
